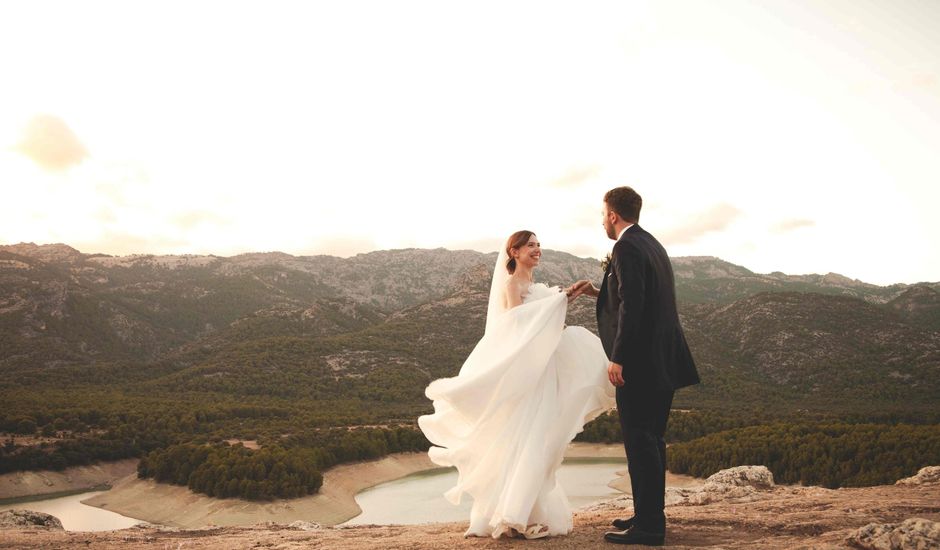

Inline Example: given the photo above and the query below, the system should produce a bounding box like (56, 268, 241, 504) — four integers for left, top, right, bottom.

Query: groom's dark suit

(596, 223, 699, 534)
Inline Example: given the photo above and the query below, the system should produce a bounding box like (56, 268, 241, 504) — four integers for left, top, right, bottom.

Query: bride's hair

(505, 230, 535, 274)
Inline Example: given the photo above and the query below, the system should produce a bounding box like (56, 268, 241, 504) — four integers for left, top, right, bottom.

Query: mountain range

(1, 242, 938, 417)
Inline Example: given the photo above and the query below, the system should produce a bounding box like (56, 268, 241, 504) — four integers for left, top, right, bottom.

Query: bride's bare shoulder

(505, 276, 531, 292)
(504, 277, 529, 308)
(504, 278, 522, 295)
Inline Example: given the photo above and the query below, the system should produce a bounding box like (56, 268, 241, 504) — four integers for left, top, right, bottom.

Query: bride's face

(512, 234, 541, 269)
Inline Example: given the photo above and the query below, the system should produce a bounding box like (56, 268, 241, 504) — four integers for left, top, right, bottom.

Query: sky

(0, 1, 938, 285)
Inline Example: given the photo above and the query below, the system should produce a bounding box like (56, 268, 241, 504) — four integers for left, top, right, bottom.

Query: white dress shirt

(617, 223, 634, 241)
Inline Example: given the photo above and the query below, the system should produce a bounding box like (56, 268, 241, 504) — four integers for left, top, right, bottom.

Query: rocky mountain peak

(890, 284, 940, 304)
(820, 272, 860, 285)
(672, 256, 756, 279)
(0, 242, 83, 264)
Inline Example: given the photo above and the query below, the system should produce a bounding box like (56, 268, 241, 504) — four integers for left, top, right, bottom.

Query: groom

(570, 186, 699, 546)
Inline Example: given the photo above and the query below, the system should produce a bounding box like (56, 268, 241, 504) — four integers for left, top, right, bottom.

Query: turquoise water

(344, 457, 625, 525)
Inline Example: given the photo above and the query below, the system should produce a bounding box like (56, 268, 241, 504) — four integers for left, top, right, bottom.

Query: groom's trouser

(616, 385, 674, 533)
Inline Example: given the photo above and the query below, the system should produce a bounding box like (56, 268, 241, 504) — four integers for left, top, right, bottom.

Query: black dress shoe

(611, 516, 635, 530)
(604, 526, 665, 546)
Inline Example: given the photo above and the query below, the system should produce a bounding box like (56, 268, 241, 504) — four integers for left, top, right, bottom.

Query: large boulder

(668, 465, 777, 505)
(848, 518, 940, 550)
(584, 466, 778, 511)
(703, 465, 775, 489)
(0, 509, 64, 530)
(895, 466, 940, 486)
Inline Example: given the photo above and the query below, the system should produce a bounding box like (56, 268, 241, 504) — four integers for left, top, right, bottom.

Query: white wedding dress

(417, 251, 615, 539)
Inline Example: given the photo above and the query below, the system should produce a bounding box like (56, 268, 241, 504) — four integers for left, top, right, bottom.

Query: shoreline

(0, 459, 138, 502)
(82, 452, 437, 528)
(0, 484, 112, 506)
(80, 443, 635, 528)
(3, 480, 938, 549)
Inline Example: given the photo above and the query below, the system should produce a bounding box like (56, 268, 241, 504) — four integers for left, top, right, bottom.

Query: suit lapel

(599, 225, 638, 317)
(599, 261, 611, 296)
(601, 225, 638, 309)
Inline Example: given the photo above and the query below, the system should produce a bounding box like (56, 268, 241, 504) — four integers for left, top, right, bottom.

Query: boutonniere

(601, 252, 612, 273)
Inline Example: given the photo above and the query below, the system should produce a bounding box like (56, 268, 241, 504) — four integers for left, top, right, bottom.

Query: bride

(417, 230, 616, 539)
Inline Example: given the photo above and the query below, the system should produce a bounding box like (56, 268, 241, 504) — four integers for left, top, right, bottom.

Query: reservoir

(0, 490, 142, 532)
(344, 457, 627, 525)
(2, 457, 683, 530)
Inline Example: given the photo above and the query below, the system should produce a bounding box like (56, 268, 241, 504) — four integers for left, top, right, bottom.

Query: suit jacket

(596, 224, 700, 391)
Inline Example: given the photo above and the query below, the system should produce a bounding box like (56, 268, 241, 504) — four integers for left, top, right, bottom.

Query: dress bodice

(522, 282, 560, 304)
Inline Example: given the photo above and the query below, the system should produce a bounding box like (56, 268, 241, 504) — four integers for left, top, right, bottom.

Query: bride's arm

(505, 280, 525, 309)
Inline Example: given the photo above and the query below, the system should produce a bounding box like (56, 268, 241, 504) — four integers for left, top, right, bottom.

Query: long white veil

(484, 247, 511, 335)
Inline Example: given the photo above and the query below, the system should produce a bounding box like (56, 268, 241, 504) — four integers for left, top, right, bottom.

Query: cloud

(659, 203, 742, 245)
(562, 204, 601, 229)
(94, 182, 128, 206)
(549, 166, 601, 188)
(94, 171, 149, 206)
(14, 114, 88, 171)
(771, 218, 815, 233)
(94, 207, 117, 224)
(910, 72, 938, 91)
(172, 210, 231, 231)
(891, 72, 939, 95)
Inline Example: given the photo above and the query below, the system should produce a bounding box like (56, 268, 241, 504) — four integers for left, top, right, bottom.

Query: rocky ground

(1, 466, 939, 549)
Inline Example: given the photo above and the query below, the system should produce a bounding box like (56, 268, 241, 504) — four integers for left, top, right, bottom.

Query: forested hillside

(2, 243, 938, 497)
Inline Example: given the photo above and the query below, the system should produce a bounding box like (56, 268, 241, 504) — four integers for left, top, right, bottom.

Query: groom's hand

(568, 280, 598, 299)
(607, 362, 625, 387)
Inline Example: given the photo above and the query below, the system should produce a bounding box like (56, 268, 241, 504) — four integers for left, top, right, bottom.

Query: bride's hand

(565, 284, 582, 302)
(565, 281, 581, 297)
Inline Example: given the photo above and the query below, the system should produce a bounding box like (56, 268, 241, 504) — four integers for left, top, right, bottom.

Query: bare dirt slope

(0, 460, 138, 501)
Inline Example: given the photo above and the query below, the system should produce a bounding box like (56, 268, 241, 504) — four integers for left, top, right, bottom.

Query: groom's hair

(604, 186, 642, 223)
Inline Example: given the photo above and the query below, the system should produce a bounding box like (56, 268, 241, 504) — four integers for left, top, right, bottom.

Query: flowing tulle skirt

(418, 287, 615, 538)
